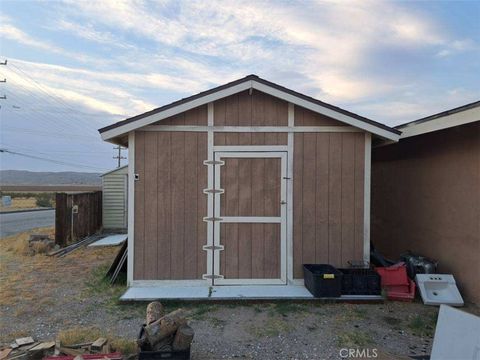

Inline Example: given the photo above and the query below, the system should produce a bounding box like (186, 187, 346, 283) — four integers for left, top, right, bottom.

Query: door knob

(280, 200, 287, 205)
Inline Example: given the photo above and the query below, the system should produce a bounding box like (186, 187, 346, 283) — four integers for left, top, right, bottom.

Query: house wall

(102, 166, 128, 229)
(371, 122, 480, 304)
(132, 89, 368, 282)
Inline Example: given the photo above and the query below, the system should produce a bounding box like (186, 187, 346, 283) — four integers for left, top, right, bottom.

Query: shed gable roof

(99, 74, 400, 141)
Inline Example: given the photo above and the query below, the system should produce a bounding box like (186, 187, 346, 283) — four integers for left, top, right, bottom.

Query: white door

(211, 151, 287, 285)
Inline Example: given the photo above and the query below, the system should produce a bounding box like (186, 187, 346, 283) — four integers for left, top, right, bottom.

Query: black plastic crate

(303, 264, 343, 297)
(339, 268, 381, 295)
(139, 350, 190, 360)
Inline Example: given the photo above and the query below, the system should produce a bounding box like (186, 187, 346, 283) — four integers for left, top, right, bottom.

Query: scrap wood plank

(58, 347, 83, 357)
(44, 352, 122, 360)
(90, 338, 107, 352)
(0, 348, 12, 360)
(29, 342, 55, 352)
(15, 338, 34, 346)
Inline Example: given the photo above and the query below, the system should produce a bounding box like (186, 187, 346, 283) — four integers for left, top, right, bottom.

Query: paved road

(0, 209, 55, 238)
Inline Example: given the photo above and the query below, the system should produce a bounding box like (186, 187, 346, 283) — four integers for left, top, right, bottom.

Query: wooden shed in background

(101, 165, 128, 231)
(98, 75, 400, 299)
(372, 101, 480, 305)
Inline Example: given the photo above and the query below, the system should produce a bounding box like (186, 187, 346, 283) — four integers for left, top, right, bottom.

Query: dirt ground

(1, 227, 478, 359)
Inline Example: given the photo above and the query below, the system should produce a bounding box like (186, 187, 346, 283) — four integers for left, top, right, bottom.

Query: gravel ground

(1, 228, 478, 359)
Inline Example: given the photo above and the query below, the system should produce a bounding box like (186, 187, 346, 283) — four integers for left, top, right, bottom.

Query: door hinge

(202, 245, 224, 251)
(203, 216, 223, 222)
(202, 274, 224, 280)
(203, 188, 224, 194)
(203, 160, 225, 166)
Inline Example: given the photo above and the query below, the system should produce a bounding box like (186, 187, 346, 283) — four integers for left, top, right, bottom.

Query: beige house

(101, 165, 128, 231)
(372, 101, 480, 305)
(98, 75, 400, 299)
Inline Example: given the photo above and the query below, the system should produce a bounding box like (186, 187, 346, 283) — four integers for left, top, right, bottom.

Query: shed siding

(134, 130, 208, 280)
(372, 122, 480, 304)
(102, 167, 127, 229)
(293, 132, 365, 277)
(214, 90, 288, 145)
(154, 104, 208, 126)
(133, 96, 368, 283)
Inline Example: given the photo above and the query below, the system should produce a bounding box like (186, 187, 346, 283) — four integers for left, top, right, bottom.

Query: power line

(0, 148, 107, 171)
(8, 62, 125, 118)
(113, 145, 127, 167)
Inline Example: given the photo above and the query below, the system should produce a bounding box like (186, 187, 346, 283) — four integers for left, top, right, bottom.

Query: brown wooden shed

(99, 75, 400, 299)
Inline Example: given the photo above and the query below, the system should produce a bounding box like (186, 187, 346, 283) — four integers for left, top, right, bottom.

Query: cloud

(61, 0, 474, 102)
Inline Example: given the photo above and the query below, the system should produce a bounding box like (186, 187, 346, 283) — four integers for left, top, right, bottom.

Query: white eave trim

(398, 106, 480, 139)
(101, 79, 400, 141)
(100, 165, 128, 177)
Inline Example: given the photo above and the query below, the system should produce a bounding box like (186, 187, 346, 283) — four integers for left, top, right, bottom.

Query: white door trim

(212, 150, 287, 285)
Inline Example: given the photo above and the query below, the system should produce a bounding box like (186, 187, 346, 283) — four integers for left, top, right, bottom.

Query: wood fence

(55, 191, 102, 246)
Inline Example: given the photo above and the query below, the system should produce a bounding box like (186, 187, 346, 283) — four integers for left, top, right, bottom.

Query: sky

(0, 0, 479, 172)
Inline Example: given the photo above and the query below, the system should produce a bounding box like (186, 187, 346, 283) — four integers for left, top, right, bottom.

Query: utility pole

(0, 59, 6, 102)
(113, 145, 126, 167)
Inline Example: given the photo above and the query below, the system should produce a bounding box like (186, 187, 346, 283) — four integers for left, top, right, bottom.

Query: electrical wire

(0, 148, 107, 171)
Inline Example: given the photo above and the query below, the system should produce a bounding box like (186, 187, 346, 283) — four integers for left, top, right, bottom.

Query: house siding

(372, 122, 480, 304)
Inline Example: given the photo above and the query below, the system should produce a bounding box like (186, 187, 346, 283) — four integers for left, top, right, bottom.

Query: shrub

(35, 193, 53, 207)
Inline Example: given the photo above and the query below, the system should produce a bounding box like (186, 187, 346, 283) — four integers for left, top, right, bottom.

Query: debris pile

(1, 336, 121, 360)
(137, 302, 194, 355)
(28, 234, 56, 256)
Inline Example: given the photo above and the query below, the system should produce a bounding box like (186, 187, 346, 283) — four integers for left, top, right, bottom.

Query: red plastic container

(386, 279, 416, 302)
(375, 262, 416, 302)
(375, 262, 409, 286)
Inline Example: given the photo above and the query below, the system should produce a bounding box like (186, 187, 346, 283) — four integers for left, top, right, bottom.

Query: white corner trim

(127, 131, 135, 285)
(398, 106, 480, 139)
(363, 133, 371, 263)
(101, 79, 399, 141)
(287, 103, 294, 284)
(203, 102, 214, 283)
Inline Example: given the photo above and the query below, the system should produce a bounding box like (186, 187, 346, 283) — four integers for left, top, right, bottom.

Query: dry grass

(0, 227, 116, 308)
(58, 326, 104, 346)
(58, 326, 137, 355)
(0, 197, 38, 211)
(1, 227, 55, 256)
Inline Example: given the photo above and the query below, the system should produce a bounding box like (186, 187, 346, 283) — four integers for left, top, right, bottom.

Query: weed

(271, 302, 306, 317)
(382, 316, 401, 326)
(248, 317, 291, 338)
(191, 303, 218, 320)
(408, 313, 436, 337)
(337, 331, 373, 347)
(208, 317, 227, 328)
(110, 338, 137, 354)
(58, 327, 137, 355)
(58, 326, 104, 346)
(352, 307, 368, 319)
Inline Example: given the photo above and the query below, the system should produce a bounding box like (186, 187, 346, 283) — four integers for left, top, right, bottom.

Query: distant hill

(0, 170, 102, 185)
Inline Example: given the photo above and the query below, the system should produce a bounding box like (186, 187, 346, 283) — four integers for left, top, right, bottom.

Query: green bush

(35, 193, 53, 207)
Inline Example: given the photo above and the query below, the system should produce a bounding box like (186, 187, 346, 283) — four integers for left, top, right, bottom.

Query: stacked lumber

(137, 302, 194, 354)
(0, 336, 121, 360)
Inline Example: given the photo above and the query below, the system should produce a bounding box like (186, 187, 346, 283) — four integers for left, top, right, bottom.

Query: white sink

(416, 274, 464, 306)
